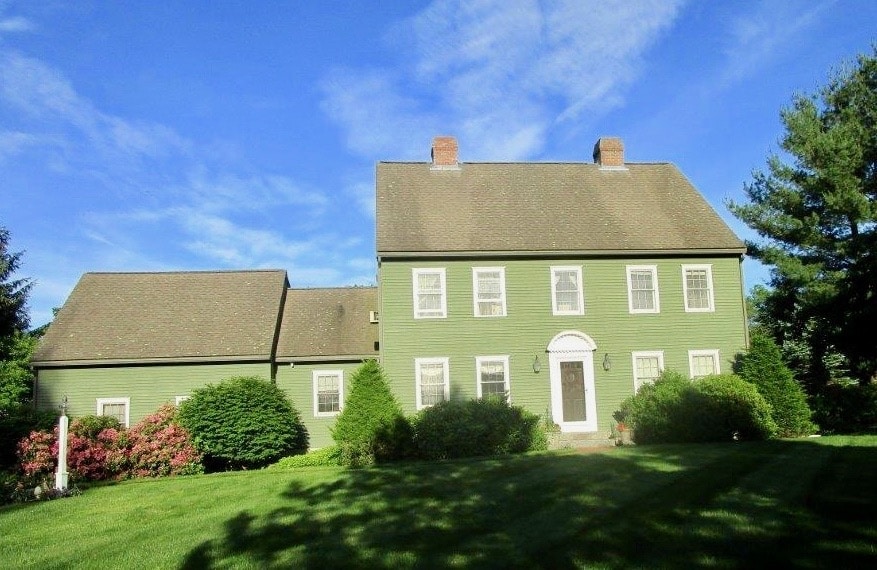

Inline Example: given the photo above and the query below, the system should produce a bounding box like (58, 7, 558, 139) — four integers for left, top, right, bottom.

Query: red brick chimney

(431, 136, 459, 167)
(593, 137, 624, 167)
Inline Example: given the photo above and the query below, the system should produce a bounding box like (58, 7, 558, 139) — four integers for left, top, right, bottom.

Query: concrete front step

(548, 430, 619, 449)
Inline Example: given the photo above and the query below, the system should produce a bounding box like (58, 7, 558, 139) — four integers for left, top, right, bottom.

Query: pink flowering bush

(15, 404, 203, 485)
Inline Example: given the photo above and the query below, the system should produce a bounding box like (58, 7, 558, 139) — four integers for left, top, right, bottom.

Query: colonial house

(32, 137, 748, 447)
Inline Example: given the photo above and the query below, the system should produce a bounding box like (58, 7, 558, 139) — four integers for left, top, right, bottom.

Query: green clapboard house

(32, 136, 747, 447)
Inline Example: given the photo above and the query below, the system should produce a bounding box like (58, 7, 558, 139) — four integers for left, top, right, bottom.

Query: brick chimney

(431, 136, 459, 168)
(593, 137, 624, 167)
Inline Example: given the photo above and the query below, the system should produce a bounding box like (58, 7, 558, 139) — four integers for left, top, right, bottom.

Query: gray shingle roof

(376, 162, 745, 256)
(276, 287, 379, 360)
(33, 270, 289, 365)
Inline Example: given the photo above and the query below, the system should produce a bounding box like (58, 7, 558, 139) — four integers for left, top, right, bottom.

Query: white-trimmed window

(476, 356, 510, 400)
(313, 370, 344, 417)
(626, 265, 660, 313)
(632, 351, 664, 392)
(551, 266, 584, 315)
(96, 397, 130, 428)
(413, 268, 447, 318)
(682, 265, 715, 312)
(689, 349, 721, 378)
(174, 395, 189, 406)
(415, 357, 450, 409)
(473, 267, 507, 317)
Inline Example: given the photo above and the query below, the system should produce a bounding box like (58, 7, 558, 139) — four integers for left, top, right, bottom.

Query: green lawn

(1, 436, 876, 569)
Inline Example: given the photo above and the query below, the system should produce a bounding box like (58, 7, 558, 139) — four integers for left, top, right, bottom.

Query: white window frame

(550, 266, 585, 316)
(682, 264, 715, 313)
(472, 267, 507, 317)
(96, 397, 130, 428)
(626, 265, 660, 314)
(174, 395, 189, 406)
(631, 351, 664, 392)
(688, 349, 721, 378)
(475, 355, 511, 400)
(312, 370, 344, 417)
(412, 268, 447, 319)
(415, 357, 450, 410)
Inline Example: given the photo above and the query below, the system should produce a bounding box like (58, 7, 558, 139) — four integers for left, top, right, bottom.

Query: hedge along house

(376, 137, 748, 437)
(33, 136, 748, 445)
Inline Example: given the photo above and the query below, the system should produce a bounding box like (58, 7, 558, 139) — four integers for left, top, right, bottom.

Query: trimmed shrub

(617, 371, 690, 444)
(413, 397, 546, 460)
(619, 370, 777, 443)
(812, 383, 877, 434)
(736, 330, 816, 437)
(178, 376, 308, 470)
(331, 360, 413, 466)
(70, 415, 122, 439)
(271, 446, 342, 469)
(684, 374, 778, 442)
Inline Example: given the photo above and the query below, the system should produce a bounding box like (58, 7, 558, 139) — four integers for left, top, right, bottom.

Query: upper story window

(96, 397, 130, 428)
(689, 349, 720, 378)
(682, 265, 715, 312)
(551, 266, 584, 315)
(415, 357, 450, 409)
(632, 351, 664, 392)
(476, 356, 510, 400)
(473, 267, 507, 317)
(626, 265, 660, 313)
(313, 370, 343, 417)
(413, 268, 447, 319)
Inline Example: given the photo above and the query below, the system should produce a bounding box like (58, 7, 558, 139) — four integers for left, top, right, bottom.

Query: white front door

(548, 331, 598, 433)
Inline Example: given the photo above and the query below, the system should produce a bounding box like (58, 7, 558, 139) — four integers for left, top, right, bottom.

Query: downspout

(739, 254, 750, 349)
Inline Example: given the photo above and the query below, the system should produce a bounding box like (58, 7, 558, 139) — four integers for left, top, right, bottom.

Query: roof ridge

(288, 285, 377, 291)
(378, 161, 672, 165)
(83, 269, 287, 276)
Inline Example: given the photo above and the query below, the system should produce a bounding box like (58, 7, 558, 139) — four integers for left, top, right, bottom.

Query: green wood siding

(275, 361, 371, 449)
(35, 363, 271, 426)
(379, 256, 747, 433)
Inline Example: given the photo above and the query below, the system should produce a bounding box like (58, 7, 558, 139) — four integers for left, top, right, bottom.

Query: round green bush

(736, 330, 816, 437)
(684, 374, 778, 442)
(70, 414, 122, 439)
(178, 376, 308, 470)
(617, 370, 690, 444)
(413, 397, 545, 460)
(0, 404, 57, 470)
(331, 360, 413, 466)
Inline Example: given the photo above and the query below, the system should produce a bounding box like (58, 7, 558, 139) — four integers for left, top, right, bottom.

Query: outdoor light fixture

(603, 353, 612, 371)
(533, 355, 542, 373)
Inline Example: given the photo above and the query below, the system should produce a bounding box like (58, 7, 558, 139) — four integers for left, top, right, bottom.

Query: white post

(55, 397, 69, 491)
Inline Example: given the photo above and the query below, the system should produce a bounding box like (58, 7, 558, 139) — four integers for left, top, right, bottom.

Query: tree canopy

(729, 48, 877, 387)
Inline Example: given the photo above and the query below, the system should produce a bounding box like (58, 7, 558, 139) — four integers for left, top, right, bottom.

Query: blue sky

(1, 1, 875, 328)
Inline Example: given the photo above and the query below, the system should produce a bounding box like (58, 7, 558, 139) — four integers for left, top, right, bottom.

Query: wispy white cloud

(321, 0, 683, 160)
(720, 0, 828, 87)
(0, 15, 32, 33)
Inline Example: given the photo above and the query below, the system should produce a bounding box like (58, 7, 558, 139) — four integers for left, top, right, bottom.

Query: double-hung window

(313, 370, 343, 417)
(689, 349, 720, 378)
(626, 265, 660, 313)
(551, 266, 584, 315)
(632, 351, 664, 392)
(476, 356, 510, 400)
(413, 268, 447, 318)
(415, 357, 449, 409)
(96, 397, 130, 428)
(473, 267, 507, 317)
(682, 265, 715, 312)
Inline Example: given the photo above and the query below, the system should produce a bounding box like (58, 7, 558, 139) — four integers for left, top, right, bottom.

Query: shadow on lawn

(180, 440, 877, 569)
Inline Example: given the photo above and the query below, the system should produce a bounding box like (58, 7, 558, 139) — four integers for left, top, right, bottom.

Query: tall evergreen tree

(0, 227, 32, 361)
(729, 48, 877, 388)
